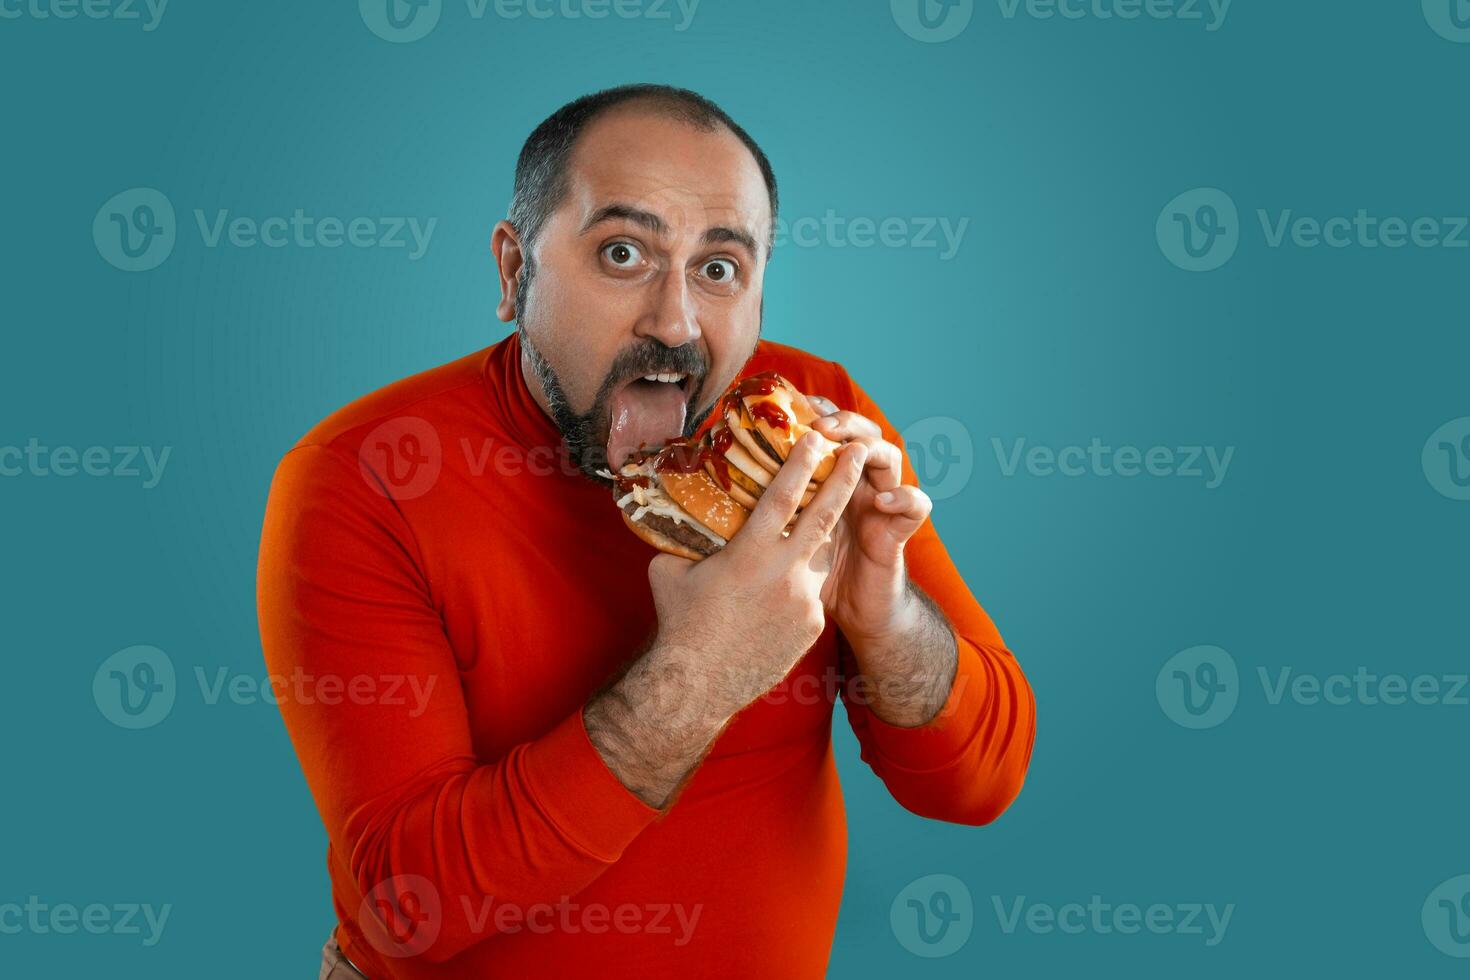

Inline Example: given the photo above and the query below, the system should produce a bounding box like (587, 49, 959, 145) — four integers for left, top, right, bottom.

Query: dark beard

(515, 260, 754, 486)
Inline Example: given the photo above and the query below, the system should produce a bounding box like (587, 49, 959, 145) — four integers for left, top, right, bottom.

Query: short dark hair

(507, 83, 779, 258)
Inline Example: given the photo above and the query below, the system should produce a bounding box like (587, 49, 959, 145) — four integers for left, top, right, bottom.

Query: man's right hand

(648, 431, 869, 713)
(585, 432, 868, 808)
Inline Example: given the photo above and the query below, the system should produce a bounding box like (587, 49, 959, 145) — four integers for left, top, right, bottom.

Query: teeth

(640, 372, 687, 384)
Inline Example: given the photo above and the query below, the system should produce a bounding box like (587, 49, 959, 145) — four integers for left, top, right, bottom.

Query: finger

(790, 441, 868, 558)
(740, 430, 830, 543)
(808, 394, 840, 417)
(873, 485, 933, 526)
(810, 409, 882, 442)
(847, 435, 904, 494)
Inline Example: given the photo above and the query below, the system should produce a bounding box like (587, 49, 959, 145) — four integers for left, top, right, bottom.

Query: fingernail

(813, 417, 834, 429)
(877, 490, 896, 505)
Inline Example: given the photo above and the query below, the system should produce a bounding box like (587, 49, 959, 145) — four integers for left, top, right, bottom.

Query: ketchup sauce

(616, 372, 795, 499)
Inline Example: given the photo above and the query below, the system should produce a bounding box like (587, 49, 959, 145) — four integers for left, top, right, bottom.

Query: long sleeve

(829, 368, 1036, 826)
(256, 443, 661, 963)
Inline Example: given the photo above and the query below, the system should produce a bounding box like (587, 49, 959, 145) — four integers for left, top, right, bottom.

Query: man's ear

(491, 220, 525, 323)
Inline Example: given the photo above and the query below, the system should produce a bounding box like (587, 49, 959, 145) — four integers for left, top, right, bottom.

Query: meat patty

(749, 423, 784, 465)
(621, 501, 721, 557)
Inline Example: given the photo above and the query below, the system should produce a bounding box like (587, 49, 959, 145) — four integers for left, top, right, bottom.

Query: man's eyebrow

(579, 204, 666, 237)
(580, 203, 762, 256)
(703, 225, 760, 256)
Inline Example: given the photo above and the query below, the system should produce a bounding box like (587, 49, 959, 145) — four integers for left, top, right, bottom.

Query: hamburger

(600, 371, 842, 560)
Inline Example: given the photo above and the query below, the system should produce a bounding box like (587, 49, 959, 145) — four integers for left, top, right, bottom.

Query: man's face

(504, 106, 771, 483)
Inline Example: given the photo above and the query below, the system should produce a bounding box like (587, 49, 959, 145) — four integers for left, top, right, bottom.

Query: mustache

(602, 342, 707, 392)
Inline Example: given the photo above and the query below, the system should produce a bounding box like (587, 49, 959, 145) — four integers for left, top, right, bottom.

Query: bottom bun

(619, 509, 712, 562)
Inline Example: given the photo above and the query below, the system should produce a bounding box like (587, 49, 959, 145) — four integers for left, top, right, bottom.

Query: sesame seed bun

(660, 467, 749, 541)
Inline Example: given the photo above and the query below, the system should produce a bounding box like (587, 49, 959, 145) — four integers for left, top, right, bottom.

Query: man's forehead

(562, 111, 770, 236)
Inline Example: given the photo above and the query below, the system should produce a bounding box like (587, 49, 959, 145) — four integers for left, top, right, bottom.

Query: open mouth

(628, 371, 697, 397)
(603, 371, 702, 469)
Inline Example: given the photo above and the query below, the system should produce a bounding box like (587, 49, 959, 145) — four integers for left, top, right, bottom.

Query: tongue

(605, 380, 689, 470)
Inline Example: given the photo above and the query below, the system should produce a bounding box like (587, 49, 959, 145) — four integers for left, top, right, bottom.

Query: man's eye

(702, 259, 737, 283)
(603, 242, 643, 268)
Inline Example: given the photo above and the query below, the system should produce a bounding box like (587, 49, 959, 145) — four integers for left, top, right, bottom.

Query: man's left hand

(806, 396, 932, 646)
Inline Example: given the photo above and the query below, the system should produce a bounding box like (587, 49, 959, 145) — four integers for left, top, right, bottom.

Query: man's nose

(633, 266, 701, 349)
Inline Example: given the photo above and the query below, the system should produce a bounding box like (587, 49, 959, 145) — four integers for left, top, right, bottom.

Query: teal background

(3, 0, 1468, 975)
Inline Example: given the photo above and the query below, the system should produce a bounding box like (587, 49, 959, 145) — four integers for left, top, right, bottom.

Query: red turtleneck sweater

(256, 332, 1034, 978)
